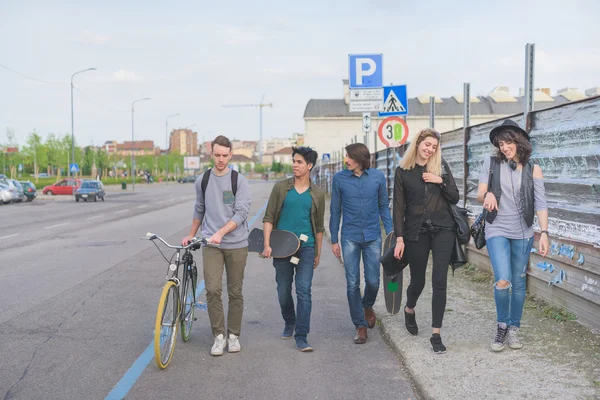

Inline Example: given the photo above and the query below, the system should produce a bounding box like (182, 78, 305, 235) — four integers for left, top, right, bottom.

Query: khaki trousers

(202, 246, 248, 337)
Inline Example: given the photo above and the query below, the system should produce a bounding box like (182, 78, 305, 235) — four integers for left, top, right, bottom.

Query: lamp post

(131, 97, 151, 191)
(165, 113, 180, 185)
(71, 68, 96, 177)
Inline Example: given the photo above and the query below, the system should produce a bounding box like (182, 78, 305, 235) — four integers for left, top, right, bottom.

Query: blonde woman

(393, 128, 460, 354)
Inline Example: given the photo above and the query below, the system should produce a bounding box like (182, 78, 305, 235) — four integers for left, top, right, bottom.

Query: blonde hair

(399, 128, 442, 176)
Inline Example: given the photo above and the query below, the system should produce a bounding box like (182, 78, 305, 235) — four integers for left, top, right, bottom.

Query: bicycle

(143, 232, 218, 369)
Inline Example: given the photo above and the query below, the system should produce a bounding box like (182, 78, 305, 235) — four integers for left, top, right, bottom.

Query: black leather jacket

(393, 160, 460, 241)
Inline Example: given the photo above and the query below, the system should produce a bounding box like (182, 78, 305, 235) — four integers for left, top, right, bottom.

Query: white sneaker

(507, 326, 523, 349)
(211, 334, 226, 356)
(228, 334, 241, 353)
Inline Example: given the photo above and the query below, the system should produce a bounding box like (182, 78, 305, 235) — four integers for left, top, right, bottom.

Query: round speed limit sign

(378, 116, 409, 147)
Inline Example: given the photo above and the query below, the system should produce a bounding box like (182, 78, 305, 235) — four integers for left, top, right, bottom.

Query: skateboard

(383, 232, 403, 315)
(248, 228, 308, 265)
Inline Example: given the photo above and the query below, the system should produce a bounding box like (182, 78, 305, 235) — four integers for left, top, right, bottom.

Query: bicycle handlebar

(144, 232, 219, 250)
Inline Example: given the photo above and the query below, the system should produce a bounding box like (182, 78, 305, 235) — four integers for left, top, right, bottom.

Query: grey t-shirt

(193, 168, 251, 249)
(479, 157, 548, 240)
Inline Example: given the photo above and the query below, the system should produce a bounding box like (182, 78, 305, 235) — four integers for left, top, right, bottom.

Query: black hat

(489, 119, 529, 144)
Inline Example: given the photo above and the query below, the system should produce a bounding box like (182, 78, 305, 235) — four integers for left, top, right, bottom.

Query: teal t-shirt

(276, 188, 315, 247)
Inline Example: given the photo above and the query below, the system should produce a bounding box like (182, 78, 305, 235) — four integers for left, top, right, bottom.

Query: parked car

(0, 178, 25, 203)
(178, 175, 198, 183)
(43, 179, 81, 195)
(19, 181, 37, 202)
(38, 172, 50, 178)
(0, 183, 11, 204)
(75, 180, 105, 202)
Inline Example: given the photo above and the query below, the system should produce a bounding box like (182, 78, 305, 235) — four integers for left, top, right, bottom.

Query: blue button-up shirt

(329, 168, 393, 244)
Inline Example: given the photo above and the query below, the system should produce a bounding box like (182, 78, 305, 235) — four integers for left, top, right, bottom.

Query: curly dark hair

(492, 128, 532, 165)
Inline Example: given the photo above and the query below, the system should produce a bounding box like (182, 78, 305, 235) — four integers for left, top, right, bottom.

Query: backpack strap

(201, 168, 238, 198)
(231, 169, 238, 197)
(201, 168, 211, 199)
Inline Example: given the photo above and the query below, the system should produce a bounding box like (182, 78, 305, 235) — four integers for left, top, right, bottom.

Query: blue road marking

(105, 199, 268, 399)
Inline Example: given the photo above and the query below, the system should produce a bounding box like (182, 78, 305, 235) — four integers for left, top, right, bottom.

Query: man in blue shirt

(330, 143, 393, 344)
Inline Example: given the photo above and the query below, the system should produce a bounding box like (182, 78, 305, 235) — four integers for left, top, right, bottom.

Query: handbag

(470, 210, 487, 249)
(449, 204, 470, 245)
(380, 242, 409, 276)
(470, 157, 493, 249)
(450, 236, 468, 273)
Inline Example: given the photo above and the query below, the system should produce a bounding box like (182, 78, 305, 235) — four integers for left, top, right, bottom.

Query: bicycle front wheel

(154, 280, 179, 369)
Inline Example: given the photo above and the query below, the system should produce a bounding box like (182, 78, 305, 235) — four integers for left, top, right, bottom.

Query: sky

(1, 0, 598, 148)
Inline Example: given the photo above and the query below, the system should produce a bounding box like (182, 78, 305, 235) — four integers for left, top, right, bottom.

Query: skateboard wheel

(299, 234, 308, 242)
(290, 256, 299, 265)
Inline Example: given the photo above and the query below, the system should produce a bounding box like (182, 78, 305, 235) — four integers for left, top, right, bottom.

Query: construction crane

(222, 95, 273, 164)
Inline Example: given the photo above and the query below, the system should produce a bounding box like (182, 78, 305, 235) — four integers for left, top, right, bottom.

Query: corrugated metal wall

(311, 95, 600, 329)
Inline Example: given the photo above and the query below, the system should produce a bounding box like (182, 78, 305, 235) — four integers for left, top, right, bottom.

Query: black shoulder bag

(470, 158, 493, 249)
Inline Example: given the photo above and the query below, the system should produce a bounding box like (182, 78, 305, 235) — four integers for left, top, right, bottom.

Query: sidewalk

(323, 199, 600, 400)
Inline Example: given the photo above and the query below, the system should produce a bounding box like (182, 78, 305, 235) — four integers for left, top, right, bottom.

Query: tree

(254, 164, 265, 173)
(271, 161, 283, 173)
(22, 130, 46, 175)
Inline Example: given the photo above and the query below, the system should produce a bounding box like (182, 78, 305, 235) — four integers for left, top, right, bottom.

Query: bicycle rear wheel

(181, 266, 197, 342)
(154, 280, 179, 369)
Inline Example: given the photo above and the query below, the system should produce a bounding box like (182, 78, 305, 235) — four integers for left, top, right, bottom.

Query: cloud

(113, 69, 142, 83)
(215, 25, 270, 45)
(264, 68, 287, 75)
(77, 29, 112, 45)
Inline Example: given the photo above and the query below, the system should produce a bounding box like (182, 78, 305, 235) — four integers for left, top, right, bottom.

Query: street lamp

(165, 113, 180, 185)
(131, 97, 151, 191)
(71, 68, 96, 177)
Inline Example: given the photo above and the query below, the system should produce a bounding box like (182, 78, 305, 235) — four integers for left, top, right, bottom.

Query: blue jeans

(273, 246, 315, 340)
(341, 237, 382, 328)
(487, 236, 534, 328)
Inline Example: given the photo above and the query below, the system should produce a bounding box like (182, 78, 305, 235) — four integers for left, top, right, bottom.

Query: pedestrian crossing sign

(378, 85, 408, 117)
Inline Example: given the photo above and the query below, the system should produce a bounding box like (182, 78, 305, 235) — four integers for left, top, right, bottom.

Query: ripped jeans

(487, 236, 534, 328)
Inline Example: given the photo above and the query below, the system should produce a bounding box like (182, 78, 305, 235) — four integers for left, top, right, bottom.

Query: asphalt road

(0, 181, 417, 400)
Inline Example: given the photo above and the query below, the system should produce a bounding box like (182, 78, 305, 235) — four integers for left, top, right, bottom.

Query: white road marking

(136, 205, 149, 209)
(115, 209, 130, 214)
(0, 234, 19, 240)
(44, 223, 69, 230)
(86, 215, 104, 221)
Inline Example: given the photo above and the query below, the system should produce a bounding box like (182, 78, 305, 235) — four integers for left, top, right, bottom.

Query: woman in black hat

(476, 119, 550, 352)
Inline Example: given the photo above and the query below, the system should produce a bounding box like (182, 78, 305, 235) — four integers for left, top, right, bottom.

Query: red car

(43, 179, 82, 195)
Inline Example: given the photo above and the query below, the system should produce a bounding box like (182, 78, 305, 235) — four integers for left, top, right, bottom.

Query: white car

(0, 183, 12, 204)
(0, 179, 24, 203)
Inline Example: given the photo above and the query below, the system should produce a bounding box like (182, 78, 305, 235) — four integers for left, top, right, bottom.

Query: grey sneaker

(491, 324, 508, 352)
(507, 326, 523, 349)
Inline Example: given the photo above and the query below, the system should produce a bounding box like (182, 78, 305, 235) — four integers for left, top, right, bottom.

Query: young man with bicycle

(182, 135, 252, 356)
(262, 146, 326, 352)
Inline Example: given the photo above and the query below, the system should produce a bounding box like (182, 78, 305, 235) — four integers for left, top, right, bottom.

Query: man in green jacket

(262, 147, 326, 352)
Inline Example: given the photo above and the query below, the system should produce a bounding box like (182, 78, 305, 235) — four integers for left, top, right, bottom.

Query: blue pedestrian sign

(348, 54, 383, 89)
(378, 85, 409, 117)
(70, 163, 79, 173)
(322, 153, 331, 163)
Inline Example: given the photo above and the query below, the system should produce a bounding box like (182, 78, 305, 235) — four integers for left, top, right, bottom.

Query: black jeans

(405, 228, 455, 329)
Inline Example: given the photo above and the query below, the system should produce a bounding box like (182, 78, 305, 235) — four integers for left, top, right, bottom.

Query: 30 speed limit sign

(378, 116, 409, 147)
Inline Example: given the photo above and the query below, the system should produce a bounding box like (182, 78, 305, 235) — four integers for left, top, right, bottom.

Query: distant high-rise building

(170, 129, 198, 155)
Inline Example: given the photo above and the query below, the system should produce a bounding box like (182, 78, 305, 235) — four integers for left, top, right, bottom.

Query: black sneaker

(491, 324, 508, 352)
(404, 309, 418, 335)
(430, 333, 447, 354)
